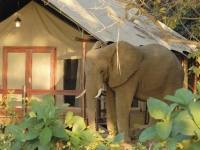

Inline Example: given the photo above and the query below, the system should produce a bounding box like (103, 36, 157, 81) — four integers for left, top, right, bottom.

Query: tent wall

(0, 1, 93, 106)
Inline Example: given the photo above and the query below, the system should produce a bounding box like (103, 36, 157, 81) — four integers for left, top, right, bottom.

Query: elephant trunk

(85, 77, 103, 131)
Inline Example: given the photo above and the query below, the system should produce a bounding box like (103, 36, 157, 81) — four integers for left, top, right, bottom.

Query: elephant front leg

(115, 89, 135, 142)
(106, 86, 117, 137)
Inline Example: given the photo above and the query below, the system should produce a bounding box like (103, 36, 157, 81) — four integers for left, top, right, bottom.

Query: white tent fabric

(0, 1, 93, 105)
(47, 0, 196, 54)
(0, 1, 93, 59)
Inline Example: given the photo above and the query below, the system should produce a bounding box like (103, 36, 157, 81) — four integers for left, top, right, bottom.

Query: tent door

(3, 47, 56, 104)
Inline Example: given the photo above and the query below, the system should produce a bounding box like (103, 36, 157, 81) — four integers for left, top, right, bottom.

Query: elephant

(84, 41, 184, 141)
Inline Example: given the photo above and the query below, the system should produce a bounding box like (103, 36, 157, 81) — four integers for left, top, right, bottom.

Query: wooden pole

(81, 42, 86, 119)
(193, 59, 198, 94)
(22, 85, 27, 117)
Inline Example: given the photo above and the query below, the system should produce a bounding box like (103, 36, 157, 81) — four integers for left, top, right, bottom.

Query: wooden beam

(75, 37, 97, 43)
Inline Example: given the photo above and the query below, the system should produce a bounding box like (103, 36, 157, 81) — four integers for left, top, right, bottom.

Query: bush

(0, 94, 123, 150)
(139, 87, 200, 150)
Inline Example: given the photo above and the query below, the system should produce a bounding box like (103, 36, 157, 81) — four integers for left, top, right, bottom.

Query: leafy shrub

(139, 87, 200, 150)
(0, 94, 123, 150)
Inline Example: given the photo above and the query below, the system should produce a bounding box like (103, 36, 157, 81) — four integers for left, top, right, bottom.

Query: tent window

(63, 59, 79, 106)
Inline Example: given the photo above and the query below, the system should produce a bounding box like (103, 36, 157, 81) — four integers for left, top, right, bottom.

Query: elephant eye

(100, 70, 104, 74)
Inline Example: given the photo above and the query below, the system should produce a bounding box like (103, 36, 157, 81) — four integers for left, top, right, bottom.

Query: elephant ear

(108, 41, 142, 88)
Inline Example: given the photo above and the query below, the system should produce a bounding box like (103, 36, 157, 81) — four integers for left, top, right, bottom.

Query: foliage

(0, 93, 123, 150)
(132, 142, 147, 150)
(139, 87, 200, 149)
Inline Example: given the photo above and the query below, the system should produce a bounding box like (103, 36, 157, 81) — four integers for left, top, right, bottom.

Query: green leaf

(29, 111, 37, 118)
(18, 118, 37, 129)
(7, 124, 22, 138)
(165, 88, 200, 106)
(153, 143, 164, 150)
(25, 129, 39, 140)
(43, 94, 54, 106)
(72, 118, 86, 132)
(39, 127, 52, 145)
(65, 111, 74, 124)
(37, 105, 46, 121)
(30, 100, 40, 111)
(156, 121, 172, 140)
(174, 119, 198, 136)
(197, 83, 200, 93)
(165, 103, 178, 121)
(166, 138, 177, 150)
(191, 141, 200, 150)
(176, 134, 191, 142)
(70, 135, 80, 146)
(139, 125, 158, 142)
(113, 132, 124, 143)
(195, 128, 200, 140)
(66, 116, 84, 128)
(10, 140, 22, 150)
(44, 106, 55, 120)
(34, 122, 45, 130)
(147, 97, 169, 120)
(51, 127, 69, 139)
(189, 101, 200, 127)
(38, 143, 51, 150)
(173, 110, 192, 123)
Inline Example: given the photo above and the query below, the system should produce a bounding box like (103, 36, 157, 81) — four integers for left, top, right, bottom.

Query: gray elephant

(84, 41, 184, 141)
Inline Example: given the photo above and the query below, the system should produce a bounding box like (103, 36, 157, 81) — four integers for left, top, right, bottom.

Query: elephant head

(84, 41, 142, 131)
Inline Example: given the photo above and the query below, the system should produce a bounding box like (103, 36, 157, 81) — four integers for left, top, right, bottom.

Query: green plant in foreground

(139, 86, 200, 150)
(1, 94, 123, 150)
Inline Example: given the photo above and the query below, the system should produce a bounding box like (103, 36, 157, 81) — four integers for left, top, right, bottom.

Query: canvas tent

(0, 1, 94, 109)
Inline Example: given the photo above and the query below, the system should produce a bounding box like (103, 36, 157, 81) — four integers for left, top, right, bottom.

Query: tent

(0, 1, 94, 108)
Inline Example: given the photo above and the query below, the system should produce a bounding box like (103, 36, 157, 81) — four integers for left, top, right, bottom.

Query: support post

(81, 42, 86, 119)
(22, 85, 27, 117)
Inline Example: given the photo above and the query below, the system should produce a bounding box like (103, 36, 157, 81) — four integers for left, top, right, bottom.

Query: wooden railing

(0, 87, 83, 117)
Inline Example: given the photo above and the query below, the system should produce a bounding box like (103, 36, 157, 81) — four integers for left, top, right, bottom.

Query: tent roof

(46, 0, 196, 54)
(0, 0, 196, 55)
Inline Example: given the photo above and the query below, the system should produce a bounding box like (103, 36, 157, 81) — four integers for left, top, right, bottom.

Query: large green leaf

(173, 110, 192, 124)
(10, 140, 22, 150)
(174, 119, 198, 136)
(165, 103, 178, 121)
(30, 99, 40, 111)
(51, 126, 69, 139)
(70, 135, 80, 146)
(147, 97, 169, 120)
(139, 125, 158, 142)
(113, 132, 124, 143)
(189, 101, 200, 127)
(25, 129, 39, 140)
(156, 121, 172, 140)
(72, 118, 86, 132)
(66, 116, 84, 128)
(7, 124, 23, 139)
(65, 111, 74, 124)
(39, 127, 52, 145)
(165, 88, 200, 106)
(44, 106, 55, 120)
(18, 118, 37, 129)
(38, 143, 51, 150)
(195, 128, 200, 140)
(191, 141, 200, 150)
(43, 94, 55, 106)
(36, 105, 46, 121)
(166, 138, 177, 150)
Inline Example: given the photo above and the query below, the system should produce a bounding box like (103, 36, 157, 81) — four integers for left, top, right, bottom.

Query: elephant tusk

(75, 89, 86, 99)
(95, 88, 103, 98)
